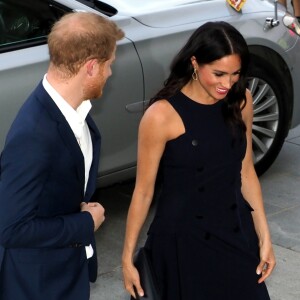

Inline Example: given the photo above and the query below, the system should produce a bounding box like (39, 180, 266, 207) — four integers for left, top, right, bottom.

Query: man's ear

(86, 59, 98, 76)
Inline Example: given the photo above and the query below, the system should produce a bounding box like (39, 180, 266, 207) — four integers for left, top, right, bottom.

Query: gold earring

(192, 69, 198, 81)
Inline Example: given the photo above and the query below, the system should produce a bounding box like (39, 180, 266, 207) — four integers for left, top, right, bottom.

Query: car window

(0, 0, 68, 52)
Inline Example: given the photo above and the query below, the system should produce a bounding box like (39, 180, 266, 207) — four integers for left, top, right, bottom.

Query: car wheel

(247, 56, 290, 176)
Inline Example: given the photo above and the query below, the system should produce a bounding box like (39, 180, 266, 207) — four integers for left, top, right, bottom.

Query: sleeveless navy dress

(145, 91, 270, 299)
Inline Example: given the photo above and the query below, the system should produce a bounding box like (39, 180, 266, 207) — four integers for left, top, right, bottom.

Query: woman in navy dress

(122, 21, 276, 299)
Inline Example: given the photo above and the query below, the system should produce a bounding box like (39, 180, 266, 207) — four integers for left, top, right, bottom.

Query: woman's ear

(191, 56, 197, 68)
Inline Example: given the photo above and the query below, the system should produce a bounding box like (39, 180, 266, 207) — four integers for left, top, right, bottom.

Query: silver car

(0, 0, 299, 186)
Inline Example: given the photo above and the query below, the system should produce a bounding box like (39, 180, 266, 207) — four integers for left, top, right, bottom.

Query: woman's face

(194, 54, 241, 102)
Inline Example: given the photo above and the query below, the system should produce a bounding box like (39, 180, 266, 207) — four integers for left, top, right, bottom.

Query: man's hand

(80, 202, 105, 231)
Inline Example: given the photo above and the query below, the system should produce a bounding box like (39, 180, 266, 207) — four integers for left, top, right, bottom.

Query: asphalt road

(90, 125, 300, 300)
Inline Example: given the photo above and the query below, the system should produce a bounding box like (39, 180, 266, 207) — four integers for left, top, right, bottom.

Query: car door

(91, 38, 144, 186)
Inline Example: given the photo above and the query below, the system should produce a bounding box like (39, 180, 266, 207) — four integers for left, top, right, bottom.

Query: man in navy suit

(0, 12, 124, 299)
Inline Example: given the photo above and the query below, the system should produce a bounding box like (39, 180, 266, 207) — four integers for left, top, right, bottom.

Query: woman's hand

(256, 241, 276, 283)
(123, 262, 144, 299)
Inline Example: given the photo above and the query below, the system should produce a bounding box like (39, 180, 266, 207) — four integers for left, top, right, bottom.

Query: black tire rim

(248, 77, 279, 165)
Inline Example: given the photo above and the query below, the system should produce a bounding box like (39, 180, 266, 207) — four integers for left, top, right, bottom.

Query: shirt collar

(42, 74, 92, 139)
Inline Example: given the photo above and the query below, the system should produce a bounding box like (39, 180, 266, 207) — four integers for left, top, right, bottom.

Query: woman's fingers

(256, 258, 276, 283)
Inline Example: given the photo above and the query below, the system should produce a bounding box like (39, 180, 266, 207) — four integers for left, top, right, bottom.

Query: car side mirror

(264, 0, 280, 30)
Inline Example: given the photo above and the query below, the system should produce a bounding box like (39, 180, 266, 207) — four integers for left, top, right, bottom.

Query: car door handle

(125, 101, 147, 113)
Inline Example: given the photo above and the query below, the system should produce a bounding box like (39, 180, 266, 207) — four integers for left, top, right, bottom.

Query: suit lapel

(57, 122, 85, 190)
(35, 82, 85, 192)
(85, 115, 101, 201)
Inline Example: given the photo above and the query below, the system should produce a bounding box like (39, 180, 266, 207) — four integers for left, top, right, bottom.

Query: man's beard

(83, 81, 103, 100)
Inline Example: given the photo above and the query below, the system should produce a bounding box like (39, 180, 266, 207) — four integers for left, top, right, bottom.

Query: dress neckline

(179, 90, 223, 107)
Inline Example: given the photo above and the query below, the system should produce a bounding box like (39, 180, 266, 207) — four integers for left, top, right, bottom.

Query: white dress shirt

(43, 74, 94, 259)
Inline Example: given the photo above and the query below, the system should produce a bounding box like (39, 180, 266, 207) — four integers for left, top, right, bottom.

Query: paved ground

(89, 124, 300, 300)
(260, 125, 300, 300)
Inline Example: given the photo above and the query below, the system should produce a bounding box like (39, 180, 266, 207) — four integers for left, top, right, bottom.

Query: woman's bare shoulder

(142, 99, 177, 125)
(141, 99, 184, 140)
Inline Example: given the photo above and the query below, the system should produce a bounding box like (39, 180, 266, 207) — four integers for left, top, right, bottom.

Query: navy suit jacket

(0, 82, 101, 300)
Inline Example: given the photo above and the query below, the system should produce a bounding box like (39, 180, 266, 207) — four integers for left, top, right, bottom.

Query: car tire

(247, 55, 290, 176)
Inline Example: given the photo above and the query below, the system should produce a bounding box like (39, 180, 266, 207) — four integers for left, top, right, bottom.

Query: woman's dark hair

(149, 21, 249, 131)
